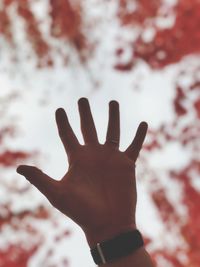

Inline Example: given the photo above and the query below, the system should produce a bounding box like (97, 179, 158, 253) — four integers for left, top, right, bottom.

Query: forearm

(101, 247, 155, 267)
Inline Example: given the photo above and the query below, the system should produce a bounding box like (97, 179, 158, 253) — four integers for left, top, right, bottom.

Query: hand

(17, 98, 148, 247)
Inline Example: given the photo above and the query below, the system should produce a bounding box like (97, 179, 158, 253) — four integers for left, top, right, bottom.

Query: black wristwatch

(90, 229, 144, 265)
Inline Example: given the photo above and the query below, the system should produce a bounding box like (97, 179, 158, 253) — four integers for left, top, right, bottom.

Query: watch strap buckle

(97, 243, 107, 264)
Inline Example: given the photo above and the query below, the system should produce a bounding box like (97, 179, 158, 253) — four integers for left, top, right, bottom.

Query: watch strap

(90, 229, 144, 265)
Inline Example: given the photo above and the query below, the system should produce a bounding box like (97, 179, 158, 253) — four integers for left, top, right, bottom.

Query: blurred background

(0, 0, 199, 266)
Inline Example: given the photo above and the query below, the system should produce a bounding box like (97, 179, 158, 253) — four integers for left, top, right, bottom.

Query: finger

(16, 165, 57, 200)
(78, 98, 99, 144)
(124, 121, 148, 162)
(56, 108, 80, 154)
(105, 100, 120, 148)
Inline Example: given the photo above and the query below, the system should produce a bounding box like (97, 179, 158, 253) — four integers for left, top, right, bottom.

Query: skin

(17, 98, 155, 267)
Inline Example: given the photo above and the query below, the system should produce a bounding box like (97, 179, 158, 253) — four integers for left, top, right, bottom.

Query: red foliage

(0, 9, 12, 43)
(0, 243, 41, 267)
(49, 1, 85, 49)
(0, 205, 50, 230)
(143, 83, 200, 265)
(173, 86, 187, 117)
(151, 188, 180, 227)
(0, 150, 30, 167)
(144, 149, 200, 266)
(17, 0, 50, 64)
(117, 0, 200, 69)
(0, 206, 46, 266)
(0, 0, 92, 66)
(0, 101, 53, 265)
(118, 0, 161, 25)
(114, 61, 135, 71)
(0, 127, 15, 145)
(194, 99, 200, 118)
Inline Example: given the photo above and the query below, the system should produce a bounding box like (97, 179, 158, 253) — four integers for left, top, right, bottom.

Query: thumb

(17, 165, 57, 200)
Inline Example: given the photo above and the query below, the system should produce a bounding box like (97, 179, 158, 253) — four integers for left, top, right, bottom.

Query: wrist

(83, 223, 137, 248)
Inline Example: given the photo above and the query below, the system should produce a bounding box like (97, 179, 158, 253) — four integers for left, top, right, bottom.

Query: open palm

(17, 98, 148, 247)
